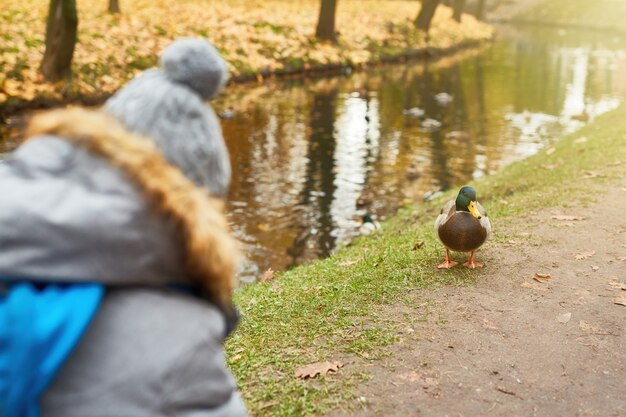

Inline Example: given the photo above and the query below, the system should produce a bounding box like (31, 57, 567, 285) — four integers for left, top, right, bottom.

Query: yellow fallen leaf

(575, 251, 596, 260)
(295, 360, 343, 379)
(552, 215, 585, 221)
(260, 268, 275, 282)
(533, 273, 552, 282)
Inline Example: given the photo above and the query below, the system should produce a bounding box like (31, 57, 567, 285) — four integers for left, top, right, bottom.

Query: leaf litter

(575, 250, 596, 260)
(295, 360, 344, 379)
(533, 273, 552, 283)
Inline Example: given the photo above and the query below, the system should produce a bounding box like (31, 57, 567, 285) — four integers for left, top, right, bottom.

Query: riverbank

(226, 104, 626, 416)
(0, 0, 492, 115)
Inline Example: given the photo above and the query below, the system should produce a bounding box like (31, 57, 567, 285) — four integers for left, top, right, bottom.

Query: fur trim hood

(0, 108, 239, 310)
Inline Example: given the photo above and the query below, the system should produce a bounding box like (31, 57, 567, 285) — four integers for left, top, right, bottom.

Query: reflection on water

(2, 27, 626, 282)
(217, 27, 626, 282)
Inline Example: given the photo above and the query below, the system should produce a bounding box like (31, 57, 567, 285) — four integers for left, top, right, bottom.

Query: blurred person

(0, 39, 247, 417)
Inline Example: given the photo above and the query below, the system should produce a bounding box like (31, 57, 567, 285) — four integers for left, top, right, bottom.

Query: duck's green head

(455, 186, 482, 219)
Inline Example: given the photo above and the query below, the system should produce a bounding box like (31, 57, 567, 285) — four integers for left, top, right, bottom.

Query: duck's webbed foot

(463, 251, 484, 269)
(437, 248, 459, 269)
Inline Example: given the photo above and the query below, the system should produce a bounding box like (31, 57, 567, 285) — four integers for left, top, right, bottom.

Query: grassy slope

(514, 0, 626, 33)
(0, 0, 492, 107)
(227, 105, 626, 416)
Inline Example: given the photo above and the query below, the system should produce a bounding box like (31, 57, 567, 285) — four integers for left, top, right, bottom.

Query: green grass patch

(228, 106, 626, 415)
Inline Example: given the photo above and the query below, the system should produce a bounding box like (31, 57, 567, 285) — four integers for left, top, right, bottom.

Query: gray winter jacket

(0, 110, 247, 417)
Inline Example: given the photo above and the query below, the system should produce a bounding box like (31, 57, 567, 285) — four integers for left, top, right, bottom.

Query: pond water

(2, 26, 626, 283)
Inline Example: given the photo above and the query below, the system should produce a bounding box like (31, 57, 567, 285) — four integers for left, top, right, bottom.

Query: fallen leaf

(496, 385, 516, 396)
(591, 265, 599, 272)
(583, 171, 602, 179)
(575, 250, 596, 260)
(521, 281, 548, 291)
(614, 295, 626, 307)
(412, 241, 425, 251)
(608, 281, 626, 290)
(574, 137, 588, 144)
(257, 223, 270, 231)
(533, 272, 552, 283)
(546, 147, 556, 155)
(556, 312, 572, 323)
(259, 400, 279, 410)
(552, 215, 585, 221)
(579, 320, 614, 335)
(339, 257, 362, 267)
(482, 318, 498, 330)
(260, 268, 275, 282)
(295, 361, 344, 379)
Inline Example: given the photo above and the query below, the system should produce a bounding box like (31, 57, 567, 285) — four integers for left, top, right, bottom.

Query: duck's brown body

(438, 211, 488, 252)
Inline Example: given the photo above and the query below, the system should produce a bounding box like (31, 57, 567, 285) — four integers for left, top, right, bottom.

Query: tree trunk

(415, 0, 440, 33)
(452, 0, 466, 22)
(474, 0, 487, 20)
(315, 0, 338, 42)
(41, 0, 77, 81)
(108, 0, 120, 14)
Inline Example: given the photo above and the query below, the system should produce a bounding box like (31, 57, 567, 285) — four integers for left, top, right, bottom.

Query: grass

(514, 0, 626, 34)
(227, 105, 626, 416)
(0, 0, 492, 108)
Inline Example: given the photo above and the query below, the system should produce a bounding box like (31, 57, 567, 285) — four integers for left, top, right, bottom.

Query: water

(2, 26, 626, 282)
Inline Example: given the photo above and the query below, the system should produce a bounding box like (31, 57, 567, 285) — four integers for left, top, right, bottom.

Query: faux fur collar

(26, 108, 239, 309)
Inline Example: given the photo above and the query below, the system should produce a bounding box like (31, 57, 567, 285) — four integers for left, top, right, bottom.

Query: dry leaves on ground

(608, 281, 626, 290)
(0, 0, 493, 105)
(579, 320, 615, 335)
(295, 361, 344, 379)
(575, 250, 596, 260)
(552, 215, 586, 221)
(583, 171, 603, 178)
(412, 241, 425, 251)
(260, 268, 275, 282)
(495, 385, 517, 396)
(521, 281, 549, 291)
(533, 272, 552, 283)
(556, 312, 572, 323)
(339, 257, 363, 267)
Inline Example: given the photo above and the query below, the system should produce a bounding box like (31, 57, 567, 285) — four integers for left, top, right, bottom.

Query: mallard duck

(434, 186, 491, 269)
(359, 215, 381, 235)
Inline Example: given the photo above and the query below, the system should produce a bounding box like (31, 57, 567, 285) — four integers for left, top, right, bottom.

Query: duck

(434, 186, 491, 269)
(434, 92, 453, 106)
(359, 215, 381, 235)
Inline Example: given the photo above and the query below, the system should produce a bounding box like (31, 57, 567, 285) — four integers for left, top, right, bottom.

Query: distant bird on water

(434, 186, 491, 269)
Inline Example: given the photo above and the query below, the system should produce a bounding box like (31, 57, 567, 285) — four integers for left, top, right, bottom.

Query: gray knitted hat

(105, 39, 231, 197)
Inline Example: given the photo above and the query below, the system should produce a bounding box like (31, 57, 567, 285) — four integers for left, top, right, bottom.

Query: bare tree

(315, 0, 338, 42)
(452, 0, 466, 22)
(415, 0, 441, 33)
(474, 0, 487, 20)
(108, 0, 120, 14)
(41, 0, 77, 81)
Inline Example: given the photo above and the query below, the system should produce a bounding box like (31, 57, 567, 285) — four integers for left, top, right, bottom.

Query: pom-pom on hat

(105, 39, 231, 197)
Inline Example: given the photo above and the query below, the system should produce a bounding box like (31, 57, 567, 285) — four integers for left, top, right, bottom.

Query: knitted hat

(105, 39, 231, 197)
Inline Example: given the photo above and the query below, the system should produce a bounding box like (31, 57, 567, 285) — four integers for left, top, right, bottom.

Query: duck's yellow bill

(468, 201, 482, 219)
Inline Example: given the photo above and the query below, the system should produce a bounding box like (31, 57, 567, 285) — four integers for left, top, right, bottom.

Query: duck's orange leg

(437, 248, 459, 269)
(463, 251, 484, 269)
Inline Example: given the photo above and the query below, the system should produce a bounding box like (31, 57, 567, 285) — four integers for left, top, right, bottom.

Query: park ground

(227, 103, 626, 416)
(0, 0, 491, 111)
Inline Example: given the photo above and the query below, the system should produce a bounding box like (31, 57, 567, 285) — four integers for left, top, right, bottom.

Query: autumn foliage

(0, 0, 492, 106)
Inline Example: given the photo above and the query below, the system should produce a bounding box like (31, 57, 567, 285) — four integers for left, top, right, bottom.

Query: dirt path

(340, 181, 626, 416)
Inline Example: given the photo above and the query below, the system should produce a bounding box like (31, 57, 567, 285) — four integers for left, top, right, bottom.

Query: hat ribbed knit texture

(105, 39, 231, 197)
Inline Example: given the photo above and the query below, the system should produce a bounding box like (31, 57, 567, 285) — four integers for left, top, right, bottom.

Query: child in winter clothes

(0, 39, 247, 417)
